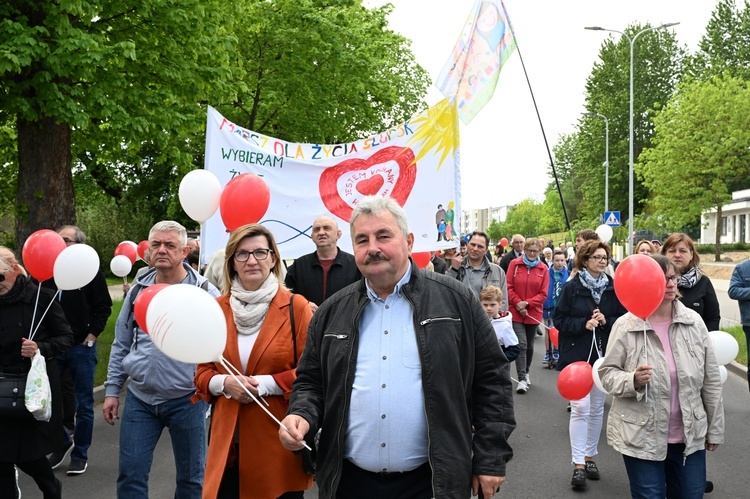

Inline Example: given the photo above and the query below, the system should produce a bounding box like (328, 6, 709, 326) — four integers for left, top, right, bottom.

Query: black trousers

(336, 459, 432, 499)
(216, 459, 304, 499)
(0, 458, 61, 499)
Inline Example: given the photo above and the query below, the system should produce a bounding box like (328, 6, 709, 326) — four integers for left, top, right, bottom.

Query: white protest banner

(201, 99, 461, 262)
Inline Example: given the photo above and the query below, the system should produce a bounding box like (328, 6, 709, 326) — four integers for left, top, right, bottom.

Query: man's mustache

(365, 253, 388, 264)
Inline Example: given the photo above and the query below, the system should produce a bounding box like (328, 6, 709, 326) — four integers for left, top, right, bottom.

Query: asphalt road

(18, 332, 749, 498)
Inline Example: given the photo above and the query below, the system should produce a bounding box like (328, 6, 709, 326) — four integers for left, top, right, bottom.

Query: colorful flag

(435, 0, 517, 124)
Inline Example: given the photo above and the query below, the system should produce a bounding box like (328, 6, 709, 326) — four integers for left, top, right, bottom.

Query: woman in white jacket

(598, 255, 724, 499)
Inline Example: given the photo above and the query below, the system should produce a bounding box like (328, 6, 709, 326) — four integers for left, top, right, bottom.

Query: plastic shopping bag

(25, 350, 52, 422)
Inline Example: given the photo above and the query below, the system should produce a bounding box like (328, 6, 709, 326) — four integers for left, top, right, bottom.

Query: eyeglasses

(234, 249, 273, 262)
(0, 273, 5, 283)
(665, 274, 680, 285)
(525, 249, 540, 254)
(62, 237, 76, 244)
(589, 255, 608, 262)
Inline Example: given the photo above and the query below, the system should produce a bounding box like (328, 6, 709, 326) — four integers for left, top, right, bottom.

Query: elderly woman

(507, 237, 549, 394)
(0, 247, 73, 498)
(661, 233, 721, 331)
(194, 224, 313, 499)
(635, 239, 655, 256)
(599, 255, 724, 498)
(554, 240, 626, 489)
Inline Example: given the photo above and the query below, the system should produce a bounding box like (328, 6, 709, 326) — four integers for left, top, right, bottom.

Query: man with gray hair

(280, 196, 515, 499)
(102, 221, 219, 498)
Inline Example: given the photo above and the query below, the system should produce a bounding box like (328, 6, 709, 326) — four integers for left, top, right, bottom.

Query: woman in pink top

(599, 255, 724, 499)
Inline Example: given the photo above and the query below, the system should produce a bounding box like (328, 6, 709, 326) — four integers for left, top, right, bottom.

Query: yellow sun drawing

(405, 98, 459, 171)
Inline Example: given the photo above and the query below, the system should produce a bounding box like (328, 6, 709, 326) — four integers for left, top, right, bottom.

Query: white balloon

(53, 244, 101, 291)
(719, 365, 728, 384)
(110, 254, 133, 277)
(709, 330, 739, 366)
(179, 170, 222, 224)
(595, 224, 613, 243)
(592, 357, 608, 394)
(146, 284, 226, 364)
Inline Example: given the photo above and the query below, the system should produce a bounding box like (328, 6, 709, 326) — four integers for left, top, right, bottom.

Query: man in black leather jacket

(281, 197, 515, 499)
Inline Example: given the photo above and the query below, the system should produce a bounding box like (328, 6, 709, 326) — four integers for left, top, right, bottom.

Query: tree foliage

(214, 0, 430, 144)
(544, 24, 684, 236)
(0, 0, 430, 250)
(638, 75, 750, 259)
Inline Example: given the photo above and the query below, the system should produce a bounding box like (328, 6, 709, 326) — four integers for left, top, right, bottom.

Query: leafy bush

(696, 242, 750, 254)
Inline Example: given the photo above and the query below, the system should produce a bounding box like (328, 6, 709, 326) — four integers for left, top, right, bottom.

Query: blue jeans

(744, 326, 750, 391)
(622, 444, 706, 499)
(57, 343, 97, 462)
(117, 389, 207, 499)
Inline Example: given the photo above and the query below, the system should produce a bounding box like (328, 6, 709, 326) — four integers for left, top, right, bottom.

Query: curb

(726, 360, 748, 379)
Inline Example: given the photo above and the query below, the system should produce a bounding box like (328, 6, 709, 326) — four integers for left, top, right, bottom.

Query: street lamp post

(582, 111, 609, 213)
(585, 22, 679, 254)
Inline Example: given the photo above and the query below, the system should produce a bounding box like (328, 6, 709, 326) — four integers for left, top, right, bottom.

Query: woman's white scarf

(229, 273, 278, 335)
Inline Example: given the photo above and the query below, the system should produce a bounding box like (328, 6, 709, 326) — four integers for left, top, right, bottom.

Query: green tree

(500, 198, 545, 238)
(688, 0, 750, 81)
(214, 0, 431, 144)
(556, 24, 685, 226)
(1, 0, 238, 245)
(637, 75, 750, 261)
(1, 0, 430, 249)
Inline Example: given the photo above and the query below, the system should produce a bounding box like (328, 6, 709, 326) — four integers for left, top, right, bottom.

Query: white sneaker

(516, 379, 529, 394)
(526, 374, 531, 386)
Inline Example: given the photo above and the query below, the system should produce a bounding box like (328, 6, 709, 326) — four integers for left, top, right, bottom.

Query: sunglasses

(0, 273, 5, 282)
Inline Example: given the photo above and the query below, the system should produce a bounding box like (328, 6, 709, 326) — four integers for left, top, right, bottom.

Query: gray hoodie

(104, 263, 220, 404)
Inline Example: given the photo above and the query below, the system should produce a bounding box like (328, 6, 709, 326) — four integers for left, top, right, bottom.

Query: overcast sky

(364, 0, 721, 211)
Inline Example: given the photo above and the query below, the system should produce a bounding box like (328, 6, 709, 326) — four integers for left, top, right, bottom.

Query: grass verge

(723, 325, 747, 366)
(95, 299, 122, 386)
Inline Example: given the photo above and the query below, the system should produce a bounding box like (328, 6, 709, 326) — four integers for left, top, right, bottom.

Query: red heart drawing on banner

(319, 146, 417, 222)
(356, 176, 385, 196)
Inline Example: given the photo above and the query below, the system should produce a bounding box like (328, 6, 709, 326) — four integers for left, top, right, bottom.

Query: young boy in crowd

(480, 286, 520, 362)
(542, 249, 569, 368)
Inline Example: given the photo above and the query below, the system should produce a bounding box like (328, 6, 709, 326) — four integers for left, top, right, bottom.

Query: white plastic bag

(25, 350, 52, 422)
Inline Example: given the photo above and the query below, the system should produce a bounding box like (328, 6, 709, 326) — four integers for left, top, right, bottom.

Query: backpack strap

(289, 293, 297, 366)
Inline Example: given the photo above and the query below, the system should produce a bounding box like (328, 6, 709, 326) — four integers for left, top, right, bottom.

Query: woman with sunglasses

(0, 247, 73, 498)
(599, 255, 723, 498)
(194, 224, 313, 499)
(554, 240, 626, 490)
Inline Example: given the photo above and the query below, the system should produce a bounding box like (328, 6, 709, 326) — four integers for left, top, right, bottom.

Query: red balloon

(22, 230, 67, 281)
(411, 251, 432, 269)
(614, 254, 666, 319)
(500, 237, 509, 248)
(220, 174, 271, 231)
(137, 240, 149, 260)
(115, 242, 138, 265)
(557, 361, 594, 400)
(134, 284, 169, 334)
(549, 326, 559, 347)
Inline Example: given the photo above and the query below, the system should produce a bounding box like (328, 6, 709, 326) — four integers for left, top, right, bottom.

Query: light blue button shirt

(343, 263, 428, 473)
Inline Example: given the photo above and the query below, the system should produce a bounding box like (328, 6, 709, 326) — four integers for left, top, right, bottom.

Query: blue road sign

(603, 211, 621, 227)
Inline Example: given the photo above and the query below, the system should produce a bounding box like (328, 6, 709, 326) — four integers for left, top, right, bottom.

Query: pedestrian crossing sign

(604, 211, 621, 227)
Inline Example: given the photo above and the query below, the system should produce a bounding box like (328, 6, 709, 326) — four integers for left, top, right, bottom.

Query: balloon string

(587, 326, 600, 364)
(217, 356, 311, 451)
(643, 323, 649, 403)
(525, 315, 549, 330)
(220, 356, 269, 407)
(28, 283, 43, 340)
(29, 290, 61, 342)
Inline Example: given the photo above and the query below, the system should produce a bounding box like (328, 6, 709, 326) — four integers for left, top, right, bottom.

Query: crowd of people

(0, 203, 738, 499)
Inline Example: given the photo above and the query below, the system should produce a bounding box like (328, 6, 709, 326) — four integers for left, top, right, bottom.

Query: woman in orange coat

(195, 224, 312, 499)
